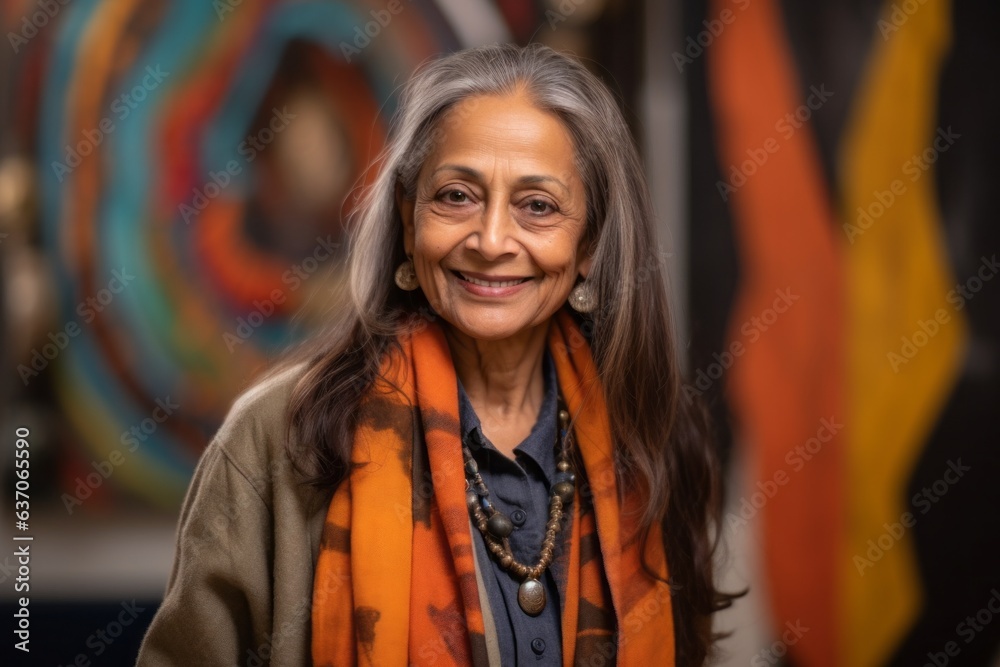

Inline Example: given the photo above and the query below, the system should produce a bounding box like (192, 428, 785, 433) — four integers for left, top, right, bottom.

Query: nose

(465, 199, 518, 260)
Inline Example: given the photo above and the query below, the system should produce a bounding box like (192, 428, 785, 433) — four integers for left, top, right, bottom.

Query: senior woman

(138, 43, 731, 666)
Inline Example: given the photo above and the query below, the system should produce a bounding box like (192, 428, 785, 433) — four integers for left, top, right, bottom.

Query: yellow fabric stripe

(838, 1, 967, 664)
(56, 360, 188, 509)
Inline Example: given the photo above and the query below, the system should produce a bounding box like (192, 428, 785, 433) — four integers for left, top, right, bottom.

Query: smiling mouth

(452, 270, 531, 288)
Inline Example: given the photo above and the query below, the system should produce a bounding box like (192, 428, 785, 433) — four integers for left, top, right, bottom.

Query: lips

(452, 270, 531, 288)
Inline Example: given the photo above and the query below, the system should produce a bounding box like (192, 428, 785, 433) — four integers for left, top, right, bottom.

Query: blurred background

(1, 0, 997, 665)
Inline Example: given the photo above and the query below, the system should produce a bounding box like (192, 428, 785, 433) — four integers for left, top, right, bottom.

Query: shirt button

(510, 509, 527, 527)
(531, 638, 545, 655)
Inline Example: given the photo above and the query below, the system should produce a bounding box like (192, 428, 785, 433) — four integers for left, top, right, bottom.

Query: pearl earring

(394, 258, 420, 291)
(568, 280, 596, 313)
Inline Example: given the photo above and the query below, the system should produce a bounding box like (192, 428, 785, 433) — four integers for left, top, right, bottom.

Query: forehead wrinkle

(431, 164, 483, 180)
(428, 154, 577, 194)
(423, 96, 581, 195)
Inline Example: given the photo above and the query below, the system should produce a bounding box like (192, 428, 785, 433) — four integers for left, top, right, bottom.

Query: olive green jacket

(137, 365, 329, 666)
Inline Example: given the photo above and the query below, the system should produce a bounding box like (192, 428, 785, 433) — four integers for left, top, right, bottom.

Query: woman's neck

(444, 320, 551, 458)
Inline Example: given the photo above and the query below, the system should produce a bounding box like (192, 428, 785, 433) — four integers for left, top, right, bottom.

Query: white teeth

(459, 272, 527, 288)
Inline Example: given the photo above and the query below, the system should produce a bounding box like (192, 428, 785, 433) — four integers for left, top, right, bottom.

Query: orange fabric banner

(708, 0, 844, 664)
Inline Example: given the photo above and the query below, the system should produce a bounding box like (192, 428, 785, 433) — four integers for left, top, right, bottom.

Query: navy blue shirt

(457, 350, 567, 665)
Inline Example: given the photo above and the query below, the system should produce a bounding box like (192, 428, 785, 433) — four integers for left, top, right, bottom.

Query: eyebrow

(430, 164, 571, 195)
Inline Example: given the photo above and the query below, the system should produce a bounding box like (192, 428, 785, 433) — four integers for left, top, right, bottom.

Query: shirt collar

(456, 349, 559, 470)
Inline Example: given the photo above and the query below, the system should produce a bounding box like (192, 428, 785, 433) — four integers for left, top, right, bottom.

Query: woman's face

(398, 90, 591, 342)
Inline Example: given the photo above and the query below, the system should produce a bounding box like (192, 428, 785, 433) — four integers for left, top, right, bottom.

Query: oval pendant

(517, 578, 546, 616)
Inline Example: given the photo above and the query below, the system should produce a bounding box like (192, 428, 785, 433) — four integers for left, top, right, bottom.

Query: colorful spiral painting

(14, 0, 544, 507)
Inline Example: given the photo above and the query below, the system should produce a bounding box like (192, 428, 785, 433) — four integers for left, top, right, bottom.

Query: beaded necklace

(462, 403, 576, 616)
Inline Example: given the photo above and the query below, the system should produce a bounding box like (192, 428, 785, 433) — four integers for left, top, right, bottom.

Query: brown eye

(526, 199, 554, 215)
(444, 190, 468, 203)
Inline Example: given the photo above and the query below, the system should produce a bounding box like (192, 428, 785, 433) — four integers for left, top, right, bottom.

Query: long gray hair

(287, 42, 732, 664)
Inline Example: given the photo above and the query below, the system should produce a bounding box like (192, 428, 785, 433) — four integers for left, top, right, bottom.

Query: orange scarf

(311, 309, 675, 666)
